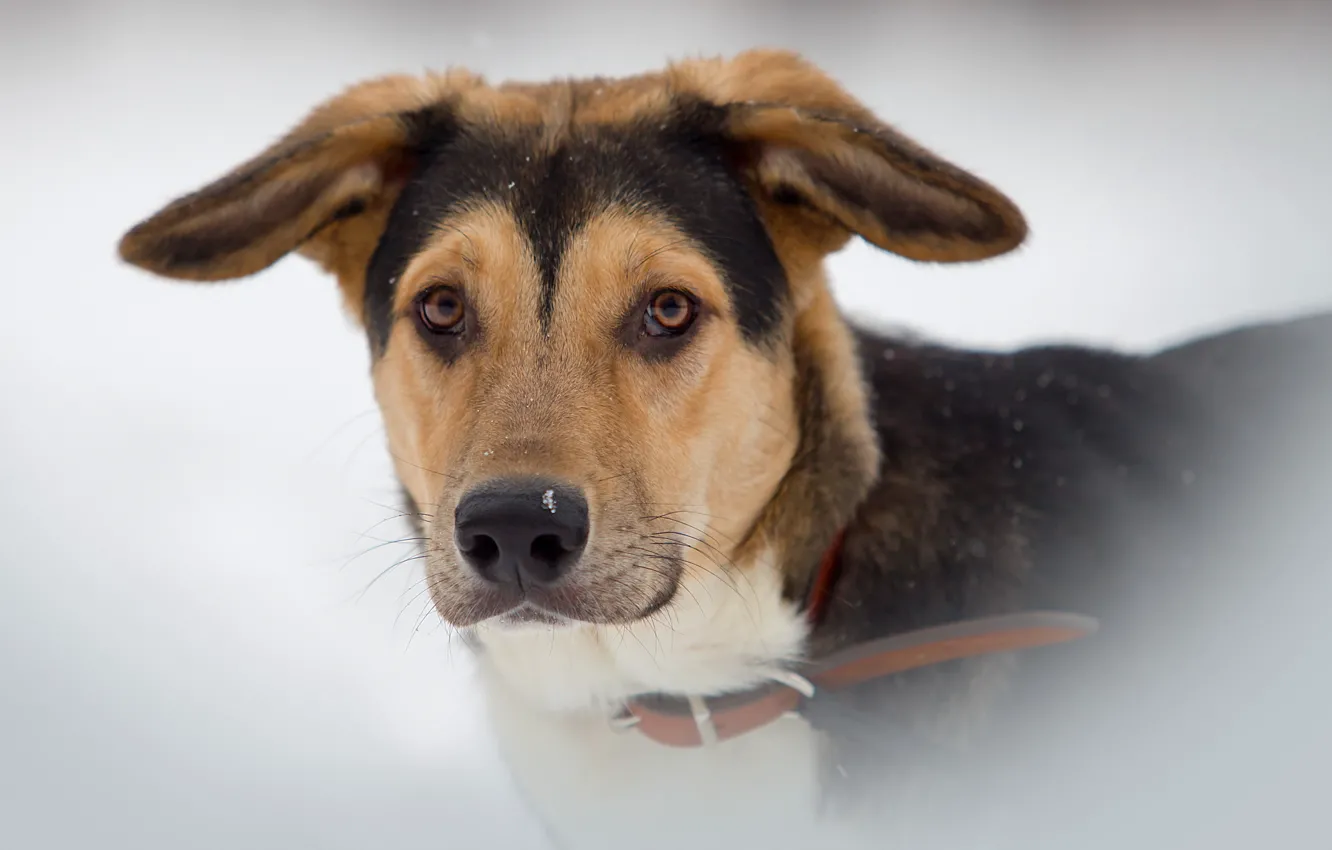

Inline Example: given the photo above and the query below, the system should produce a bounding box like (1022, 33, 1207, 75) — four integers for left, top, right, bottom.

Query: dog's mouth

(428, 550, 684, 629)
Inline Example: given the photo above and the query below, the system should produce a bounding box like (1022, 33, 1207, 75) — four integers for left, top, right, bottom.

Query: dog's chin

(493, 603, 572, 629)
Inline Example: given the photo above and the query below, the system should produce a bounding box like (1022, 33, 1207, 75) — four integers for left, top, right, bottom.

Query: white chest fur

(469, 554, 880, 849)
(482, 668, 833, 848)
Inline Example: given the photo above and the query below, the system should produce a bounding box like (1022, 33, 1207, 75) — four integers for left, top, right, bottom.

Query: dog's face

(119, 51, 1025, 634)
(370, 119, 803, 627)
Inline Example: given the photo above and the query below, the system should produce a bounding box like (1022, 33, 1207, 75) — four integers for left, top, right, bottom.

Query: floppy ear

(677, 50, 1027, 263)
(117, 73, 474, 282)
(724, 104, 1027, 262)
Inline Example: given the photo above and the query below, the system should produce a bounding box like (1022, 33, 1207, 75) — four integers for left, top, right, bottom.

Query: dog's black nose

(454, 478, 589, 587)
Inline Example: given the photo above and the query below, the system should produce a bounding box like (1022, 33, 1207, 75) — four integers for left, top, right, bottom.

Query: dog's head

(120, 50, 1024, 634)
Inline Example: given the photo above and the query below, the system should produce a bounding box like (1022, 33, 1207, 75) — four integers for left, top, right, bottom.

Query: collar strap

(619, 609, 1100, 748)
(803, 527, 846, 627)
(618, 528, 1100, 748)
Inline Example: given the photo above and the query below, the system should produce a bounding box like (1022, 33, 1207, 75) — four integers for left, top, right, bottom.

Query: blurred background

(1, 1, 1329, 848)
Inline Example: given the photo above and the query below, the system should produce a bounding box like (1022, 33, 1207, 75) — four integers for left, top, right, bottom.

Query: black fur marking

(363, 108, 788, 357)
(815, 335, 1200, 652)
(817, 316, 1332, 654)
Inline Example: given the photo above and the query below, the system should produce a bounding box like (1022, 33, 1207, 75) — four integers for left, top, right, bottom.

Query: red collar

(617, 528, 1099, 748)
(804, 527, 847, 627)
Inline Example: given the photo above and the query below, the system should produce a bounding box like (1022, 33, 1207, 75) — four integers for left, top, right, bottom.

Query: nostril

(462, 533, 500, 571)
(529, 533, 569, 578)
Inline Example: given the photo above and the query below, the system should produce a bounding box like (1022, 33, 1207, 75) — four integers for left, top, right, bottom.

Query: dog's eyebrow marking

(435, 223, 480, 271)
(629, 237, 695, 276)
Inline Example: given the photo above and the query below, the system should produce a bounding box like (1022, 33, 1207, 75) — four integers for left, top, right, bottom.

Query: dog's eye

(417, 286, 466, 334)
(644, 290, 697, 336)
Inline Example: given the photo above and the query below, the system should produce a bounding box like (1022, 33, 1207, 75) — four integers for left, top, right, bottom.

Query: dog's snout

(454, 478, 589, 587)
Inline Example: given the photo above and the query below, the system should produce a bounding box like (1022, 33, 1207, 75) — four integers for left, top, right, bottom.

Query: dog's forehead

(364, 93, 788, 354)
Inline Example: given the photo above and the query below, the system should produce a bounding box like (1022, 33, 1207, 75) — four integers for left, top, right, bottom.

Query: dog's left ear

(679, 50, 1027, 263)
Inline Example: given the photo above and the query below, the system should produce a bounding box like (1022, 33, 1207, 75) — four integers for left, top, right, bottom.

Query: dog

(119, 50, 1332, 849)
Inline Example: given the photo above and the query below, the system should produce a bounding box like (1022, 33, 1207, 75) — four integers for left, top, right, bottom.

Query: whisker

(597, 573, 664, 662)
(623, 551, 705, 618)
(634, 540, 736, 606)
(360, 495, 436, 521)
(396, 573, 449, 633)
(644, 530, 760, 602)
(341, 423, 389, 479)
(388, 450, 463, 483)
(630, 237, 693, 275)
(643, 512, 736, 549)
(301, 407, 382, 465)
(436, 223, 480, 271)
(407, 592, 443, 650)
(354, 551, 430, 602)
(338, 535, 429, 572)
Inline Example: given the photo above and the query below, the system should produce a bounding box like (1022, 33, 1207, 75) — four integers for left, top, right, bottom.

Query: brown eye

(644, 289, 697, 336)
(417, 286, 466, 334)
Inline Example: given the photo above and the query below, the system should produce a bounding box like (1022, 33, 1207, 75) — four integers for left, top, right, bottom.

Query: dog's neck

(469, 544, 812, 715)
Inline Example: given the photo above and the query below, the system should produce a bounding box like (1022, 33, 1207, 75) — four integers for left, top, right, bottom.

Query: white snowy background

(2, 1, 1330, 848)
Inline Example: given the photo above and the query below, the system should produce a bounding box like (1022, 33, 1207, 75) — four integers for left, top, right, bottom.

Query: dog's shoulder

(827, 325, 1191, 647)
(802, 314, 1332, 839)
(840, 312, 1332, 632)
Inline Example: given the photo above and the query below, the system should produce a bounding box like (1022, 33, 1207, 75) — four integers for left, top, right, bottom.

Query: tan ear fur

(671, 49, 1027, 263)
(117, 71, 483, 282)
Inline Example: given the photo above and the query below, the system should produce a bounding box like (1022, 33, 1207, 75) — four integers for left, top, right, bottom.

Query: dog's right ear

(672, 50, 1027, 265)
(117, 73, 476, 283)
